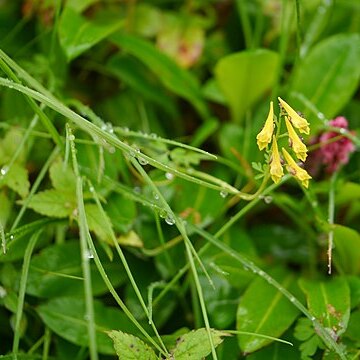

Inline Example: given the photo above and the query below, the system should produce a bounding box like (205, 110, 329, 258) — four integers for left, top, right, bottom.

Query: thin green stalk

(327, 172, 337, 275)
(0, 222, 5, 254)
(236, 0, 253, 49)
(85, 232, 167, 356)
(131, 159, 218, 360)
(42, 327, 51, 360)
(11, 147, 60, 231)
(87, 179, 169, 355)
(12, 230, 41, 360)
(69, 126, 98, 360)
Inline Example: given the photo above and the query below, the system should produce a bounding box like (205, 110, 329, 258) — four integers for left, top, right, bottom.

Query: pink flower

(318, 117, 355, 174)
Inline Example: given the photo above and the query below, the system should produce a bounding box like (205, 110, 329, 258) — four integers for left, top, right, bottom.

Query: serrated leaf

(85, 203, 113, 243)
(299, 277, 350, 339)
(171, 328, 229, 360)
(214, 49, 279, 122)
(49, 158, 76, 193)
(26, 189, 75, 218)
(107, 330, 157, 360)
(3, 163, 30, 198)
(59, 7, 123, 60)
(37, 297, 139, 354)
(236, 267, 301, 353)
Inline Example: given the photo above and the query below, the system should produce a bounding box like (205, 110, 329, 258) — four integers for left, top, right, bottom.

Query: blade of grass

(12, 230, 42, 360)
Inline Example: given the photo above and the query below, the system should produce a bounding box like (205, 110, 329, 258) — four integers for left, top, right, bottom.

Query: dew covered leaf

(299, 277, 350, 339)
(236, 267, 301, 353)
(107, 330, 158, 360)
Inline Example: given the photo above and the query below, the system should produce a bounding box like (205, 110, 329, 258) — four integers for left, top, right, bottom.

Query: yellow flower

(269, 136, 284, 184)
(256, 101, 274, 151)
(284, 117, 308, 161)
(282, 148, 312, 188)
(278, 97, 310, 135)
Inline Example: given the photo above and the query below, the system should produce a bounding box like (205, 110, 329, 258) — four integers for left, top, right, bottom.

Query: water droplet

(159, 209, 167, 219)
(101, 124, 107, 131)
(289, 296, 296, 303)
(133, 186, 141, 194)
(165, 214, 175, 225)
(89, 186, 94, 193)
(138, 156, 148, 165)
(165, 172, 174, 180)
(149, 133, 157, 139)
(123, 127, 129, 132)
(106, 122, 114, 134)
(1, 166, 9, 176)
(152, 191, 159, 200)
(311, 316, 316, 321)
(108, 146, 116, 154)
(128, 149, 136, 158)
(9, 235, 14, 240)
(68, 134, 75, 141)
(258, 270, 265, 277)
(0, 286, 7, 298)
(318, 112, 325, 120)
(85, 249, 94, 259)
(263, 196, 273, 204)
(220, 190, 228, 198)
(339, 128, 346, 134)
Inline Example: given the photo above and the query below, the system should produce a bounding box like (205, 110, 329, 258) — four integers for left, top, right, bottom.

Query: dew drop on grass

(263, 196, 273, 204)
(149, 133, 157, 139)
(165, 172, 174, 180)
(138, 156, 148, 165)
(9, 235, 14, 240)
(1, 166, 9, 176)
(153, 191, 159, 200)
(133, 186, 141, 194)
(85, 249, 94, 259)
(89, 186, 95, 193)
(289, 296, 296, 303)
(68, 134, 75, 141)
(108, 146, 116, 154)
(220, 190, 228, 198)
(165, 214, 175, 225)
(0, 286, 7, 298)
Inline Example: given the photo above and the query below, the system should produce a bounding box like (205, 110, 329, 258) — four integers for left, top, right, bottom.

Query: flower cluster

(256, 97, 312, 188)
(309, 116, 355, 176)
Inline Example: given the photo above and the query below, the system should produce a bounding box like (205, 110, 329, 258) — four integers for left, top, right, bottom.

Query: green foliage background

(0, 0, 360, 359)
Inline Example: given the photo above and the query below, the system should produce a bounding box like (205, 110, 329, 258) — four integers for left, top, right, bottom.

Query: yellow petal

(270, 137, 284, 184)
(285, 117, 308, 161)
(282, 148, 312, 188)
(278, 97, 310, 135)
(256, 101, 274, 151)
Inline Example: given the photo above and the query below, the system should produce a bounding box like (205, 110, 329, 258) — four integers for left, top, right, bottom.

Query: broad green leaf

(110, 33, 209, 119)
(1, 127, 26, 163)
(347, 275, 360, 309)
(26, 241, 126, 298)
(214, 49, 279, 122)
(26, 189, 75, 218)
(2, 163, 30, 198)
(171, 328, 229, 359)
(37, 297, 139, 354)
(333, 225, 360, 275)
(299, 277, 350, 338)
(107, 330, 157, 360)
(58, 7, 123, 60)
(49, 158, 76, 194)
(344, 310, 360, 342)
(291, 33, 360, 123)
(236, 267, 301, 353)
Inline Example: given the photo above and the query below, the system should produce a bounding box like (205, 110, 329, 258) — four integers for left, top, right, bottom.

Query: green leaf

(26, 240, 126, 298)
(344, 310, 360, 342)
(110, 32, 209, 118)
(26, 189, 75, 218)
(299, 277, 350, 338)
(0, 191, 11, 226)
(49, 158, 76, 194)
(85, 203, 113, 243)
(107, 330, 157, 360)
(37, 297, 139, 354)
(236, 267, 301, 353)
(214, 49, 279, 122)
(171, 328, 229, 360)
(333, 225, 360, 275)
(291, 33, 360, 123)
(58, 7, 123, 60)
(3, 163, 30, 198)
